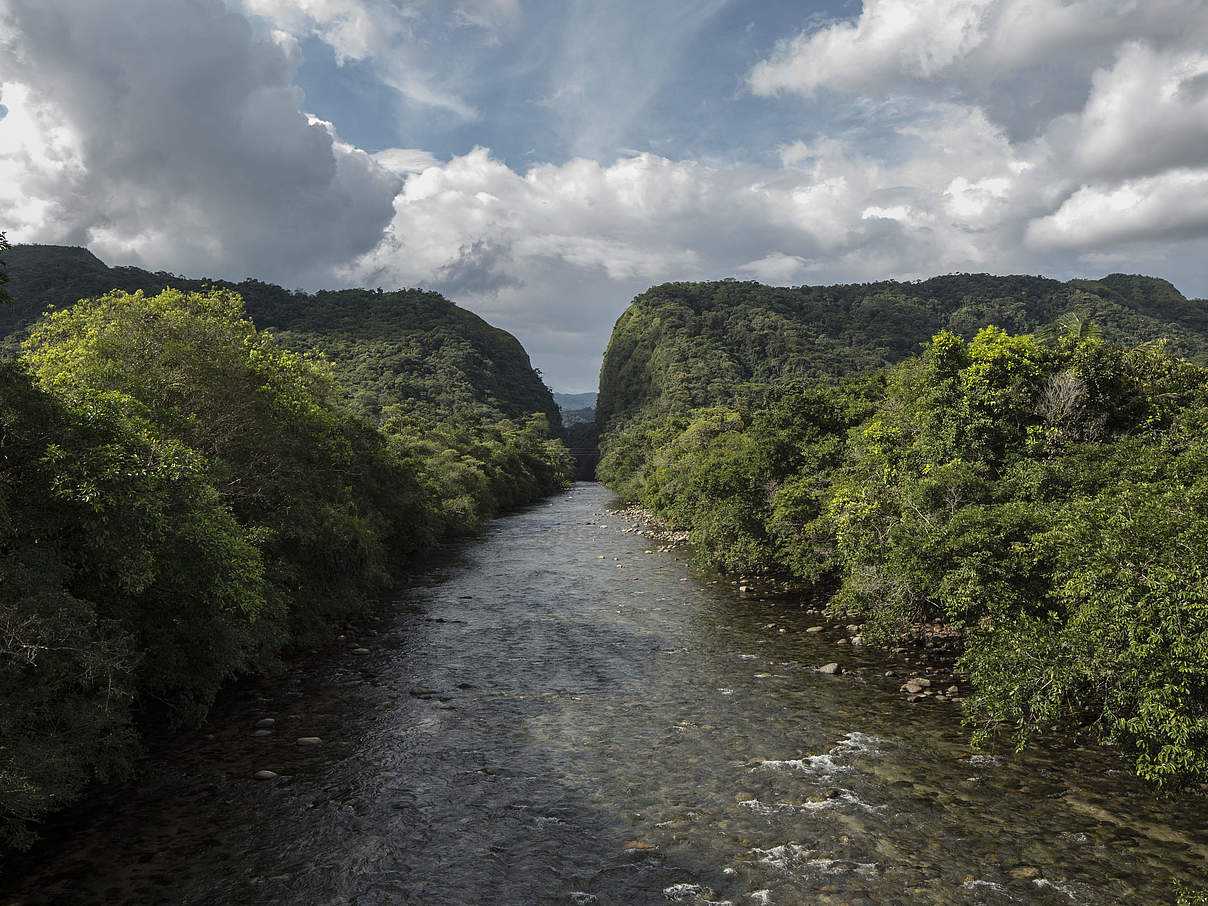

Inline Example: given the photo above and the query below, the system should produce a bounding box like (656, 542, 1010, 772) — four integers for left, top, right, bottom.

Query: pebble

(351, 647, 371, 655)
(253, 770, 278, 781)
(255, 718, 275, 728)
(253, 729, 272, 737)
(296, 737, 322, 747)
(806, 626, 824, 633)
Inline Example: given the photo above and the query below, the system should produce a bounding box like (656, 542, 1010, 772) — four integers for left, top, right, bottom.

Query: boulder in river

(255, 718, 275, 728)
(817, 663, 842, 675)
(253, 770, 278, 781)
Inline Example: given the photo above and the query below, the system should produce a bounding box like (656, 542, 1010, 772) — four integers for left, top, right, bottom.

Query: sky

(2, 0, 1207, 391)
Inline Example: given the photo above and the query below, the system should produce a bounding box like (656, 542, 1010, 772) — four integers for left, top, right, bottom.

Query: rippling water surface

(3, 483, 1205, 905)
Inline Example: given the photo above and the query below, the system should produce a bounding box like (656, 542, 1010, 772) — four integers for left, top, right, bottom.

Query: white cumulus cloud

(0, 0, 400, 283)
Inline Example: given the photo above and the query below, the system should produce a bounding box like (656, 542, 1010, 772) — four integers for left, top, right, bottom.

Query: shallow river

(3, 483, 1206, 905)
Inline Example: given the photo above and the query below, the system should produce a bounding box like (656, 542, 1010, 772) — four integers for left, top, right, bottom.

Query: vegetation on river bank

(0, 250, 571, 849)
(598, 278, 1208, 791)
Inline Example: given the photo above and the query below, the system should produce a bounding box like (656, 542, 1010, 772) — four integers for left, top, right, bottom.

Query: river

(2, 483, 1205, 905)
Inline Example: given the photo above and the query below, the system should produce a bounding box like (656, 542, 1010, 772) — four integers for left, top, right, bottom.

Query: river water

(2, 483, 1205, 905)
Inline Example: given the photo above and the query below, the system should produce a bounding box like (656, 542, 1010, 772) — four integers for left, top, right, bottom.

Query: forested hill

(1, 244, 558, 427)
(594, 272, 1208, 793)
(597, 274, 1208, 429)
(0, 243, 572, 852)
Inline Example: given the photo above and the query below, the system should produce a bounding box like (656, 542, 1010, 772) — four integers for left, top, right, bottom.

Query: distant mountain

(597, 274, 1208, 430)
(2, 244, 559, 428)
(553, 391, 597, 411)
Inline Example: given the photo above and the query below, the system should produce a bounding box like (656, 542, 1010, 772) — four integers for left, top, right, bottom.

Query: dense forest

(597, 275, 1208, 429)
(0, 244, 571, 849)
(597, 276, 1208, 791)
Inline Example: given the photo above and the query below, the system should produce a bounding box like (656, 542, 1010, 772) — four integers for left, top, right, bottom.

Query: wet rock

(739, 585, 752, 593)
(1009, 865, 1040, 880)
(900, 677, 931, 694)
(409, 686, 438, 697)
(817, 662, 842, 675)
(296, 737, 322, 747)
(253, 729, 272, 737)
(834, 638, 848, 645)
(253, 770, 278, 781)
(255, 718, 275, 728)
(947, 685, 960, 695)
(806, 626, 824, 633)
(351, 647, 371, 655)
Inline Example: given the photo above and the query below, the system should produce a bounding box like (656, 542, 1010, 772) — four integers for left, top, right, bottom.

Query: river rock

(253, 729, 272, 737)
(817, 662, 842, 675)
(255, 718, 275, 728)
(296, 736, 322, 746)
(253, 770, 278, 781)
(351, 647, 371, 655)
(900, 677, 931, 694)
(806, 626, 824, 633)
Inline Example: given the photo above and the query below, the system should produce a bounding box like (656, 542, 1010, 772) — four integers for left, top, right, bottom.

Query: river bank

(602, 502, 971, 703)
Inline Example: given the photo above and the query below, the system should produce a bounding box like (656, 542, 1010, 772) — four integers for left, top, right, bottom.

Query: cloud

(1063, 42, 1208, 180)
(373, 147, 442, 174)
(0, 0, 400, 283)
(737, 252, 811, 283)
(452, 0, 523, 32)
(1027, 170, 1208, 249)
(749, 0, 1208, 139)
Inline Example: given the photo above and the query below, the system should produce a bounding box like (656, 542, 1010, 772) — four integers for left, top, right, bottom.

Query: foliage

(600, 312, 1208, 789)
(0, 232, 10, 305)
(0, 278, 570, 850)
(596, 275, 1208, 432)
(0, 359, 265, 847)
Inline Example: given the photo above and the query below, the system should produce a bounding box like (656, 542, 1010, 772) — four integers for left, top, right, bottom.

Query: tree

(0, 232, 11, 305)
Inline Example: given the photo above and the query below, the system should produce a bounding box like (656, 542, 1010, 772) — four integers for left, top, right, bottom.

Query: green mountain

(2, 244, 559, 428)
(594, 273, 1208, 791)
(597, 274, 1208, 430)
(0, 246, 572, 850)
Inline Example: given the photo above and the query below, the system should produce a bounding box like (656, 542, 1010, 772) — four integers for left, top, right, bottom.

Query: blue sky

(291, 1, 856, 167)
(3, 0, 1208, 391)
